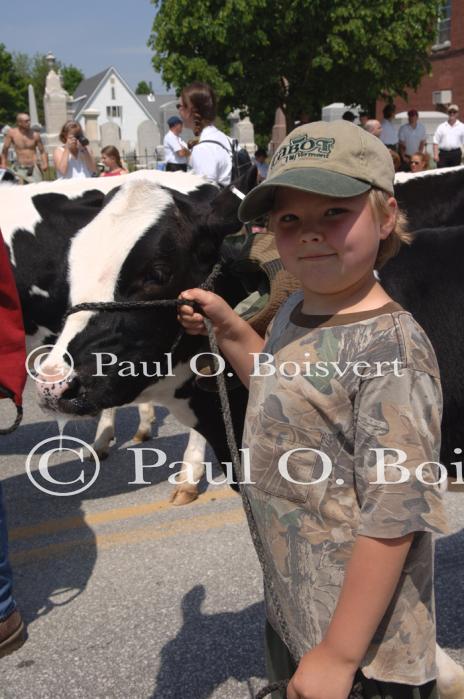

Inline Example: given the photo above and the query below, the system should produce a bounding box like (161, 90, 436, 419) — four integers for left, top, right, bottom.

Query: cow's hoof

(88, 447, 109, 461)
(438, 662, 464, 699)
(132, 430, 151, 443)
(170, 486, 198, 506)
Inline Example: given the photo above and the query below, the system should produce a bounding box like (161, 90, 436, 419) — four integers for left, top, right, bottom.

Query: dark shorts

(264, 621, 438, 699)
(165, 162, 187, 172)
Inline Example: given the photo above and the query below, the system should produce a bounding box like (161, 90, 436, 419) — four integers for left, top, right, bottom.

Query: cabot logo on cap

(270, 134, 335, 169)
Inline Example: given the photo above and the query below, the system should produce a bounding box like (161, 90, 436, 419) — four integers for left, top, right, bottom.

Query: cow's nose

(36, 366, 76, 401)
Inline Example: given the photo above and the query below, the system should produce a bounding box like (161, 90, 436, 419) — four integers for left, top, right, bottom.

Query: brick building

(379, 0, 464, 114)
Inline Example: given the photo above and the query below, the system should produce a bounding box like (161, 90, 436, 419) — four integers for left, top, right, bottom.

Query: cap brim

(238, 168, 371, 222)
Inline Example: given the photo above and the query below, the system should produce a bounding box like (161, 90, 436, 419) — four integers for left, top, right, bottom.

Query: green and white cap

(238, 120, 395, 222)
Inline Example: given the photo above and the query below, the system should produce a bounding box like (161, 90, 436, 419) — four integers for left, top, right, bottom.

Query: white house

(72, 67, 176, 159)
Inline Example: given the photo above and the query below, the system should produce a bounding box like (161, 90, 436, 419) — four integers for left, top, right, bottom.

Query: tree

(135, 80, 152, 94)
(148, 0, 442, 137)
(0, 44, 28, 124)
(62, 65, 84, 96)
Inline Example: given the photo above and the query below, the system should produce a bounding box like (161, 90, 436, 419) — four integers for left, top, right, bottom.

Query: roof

(72, 67, 158, 125)
(73, 68, 109, 103)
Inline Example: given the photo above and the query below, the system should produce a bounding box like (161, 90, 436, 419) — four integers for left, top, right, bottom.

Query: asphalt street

(0, 378, 463, 698)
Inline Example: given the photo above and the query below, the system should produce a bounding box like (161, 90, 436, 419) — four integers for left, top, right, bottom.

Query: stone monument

(82, 109, 100, 157)
(43, 52, 72, 149)
(28, 84, 41, 130)
(228, 109, 256, 154)
(269, 107, 286, 155)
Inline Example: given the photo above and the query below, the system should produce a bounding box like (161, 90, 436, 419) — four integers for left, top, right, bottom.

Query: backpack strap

(197, 139, 232, 154)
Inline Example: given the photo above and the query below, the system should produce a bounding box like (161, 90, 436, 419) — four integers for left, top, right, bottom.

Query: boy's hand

(177, 288, 237, 337)
(286, 643, 357, 699)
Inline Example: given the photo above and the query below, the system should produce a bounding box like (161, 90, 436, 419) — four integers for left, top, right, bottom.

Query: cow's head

(36, 168, 257, 415)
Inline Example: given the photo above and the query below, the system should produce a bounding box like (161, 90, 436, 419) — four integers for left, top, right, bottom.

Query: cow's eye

(144, 266, 171, 285)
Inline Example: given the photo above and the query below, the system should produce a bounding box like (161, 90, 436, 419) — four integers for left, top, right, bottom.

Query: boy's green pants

(265, 621, 439, 699)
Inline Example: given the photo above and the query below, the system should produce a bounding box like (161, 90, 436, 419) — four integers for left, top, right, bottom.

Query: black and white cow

(1, 170, 252, 486)
(1, 168, 257, 502)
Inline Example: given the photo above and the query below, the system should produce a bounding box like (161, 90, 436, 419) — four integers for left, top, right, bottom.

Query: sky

(2, 0, 173, 94)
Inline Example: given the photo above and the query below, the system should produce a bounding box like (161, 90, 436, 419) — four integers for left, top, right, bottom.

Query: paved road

(0, 379, 463, 698)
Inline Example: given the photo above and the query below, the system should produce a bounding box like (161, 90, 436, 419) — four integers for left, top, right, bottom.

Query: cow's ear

(205, 166, 259, 241)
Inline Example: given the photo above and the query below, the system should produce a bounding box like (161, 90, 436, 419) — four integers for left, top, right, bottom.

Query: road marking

(9, 486, 239, 541)
(10, 507, 245, 565)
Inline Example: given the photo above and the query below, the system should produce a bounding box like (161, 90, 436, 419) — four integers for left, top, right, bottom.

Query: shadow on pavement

(0, 405, 208, 626)
(435, 527, 464, 648)
(152, 585, 266, 699)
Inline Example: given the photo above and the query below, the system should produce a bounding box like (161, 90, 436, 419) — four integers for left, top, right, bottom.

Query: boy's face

(270, 188, 395, 301)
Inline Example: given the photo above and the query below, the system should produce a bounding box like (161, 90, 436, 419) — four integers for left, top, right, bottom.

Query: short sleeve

(354, 368, 448, 538)
(433, 125, 442, 145)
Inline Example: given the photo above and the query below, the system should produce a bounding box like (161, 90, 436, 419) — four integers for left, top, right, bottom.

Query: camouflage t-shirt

(242, 291, 448, 685)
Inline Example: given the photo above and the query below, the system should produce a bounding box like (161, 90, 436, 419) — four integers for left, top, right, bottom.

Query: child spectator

(178, 120, 447, 699)
(100, 146, 128, 176)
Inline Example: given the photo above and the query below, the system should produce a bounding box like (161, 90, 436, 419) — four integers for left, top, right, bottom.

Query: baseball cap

(238, 120, 395, 222)
(448, 104, 459, 113)
(407, 109, 418, 117)
(167, 116, 182, 127)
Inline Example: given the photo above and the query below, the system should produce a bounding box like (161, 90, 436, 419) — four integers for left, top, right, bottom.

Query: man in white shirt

(380, 104, 398, 150)
(433, 104, 464, 168)
(163, 116, 189, 172)
(398, 109, 427, 168)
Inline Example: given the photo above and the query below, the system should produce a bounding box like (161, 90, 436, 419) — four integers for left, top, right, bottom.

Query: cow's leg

(170, 429, 206, 506)
(92, 407, 116, 459)
(132, 402, 155, 443)
(436, 644, 464, 698)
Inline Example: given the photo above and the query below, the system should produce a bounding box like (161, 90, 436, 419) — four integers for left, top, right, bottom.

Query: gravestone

(137, 120, 160, 168)
(228, 110, 255, 154)
(82, 109, 100, 157)
(100, 122, 121, 149)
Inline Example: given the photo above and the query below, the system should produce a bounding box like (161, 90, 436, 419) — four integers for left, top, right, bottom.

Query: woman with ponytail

(178, 82, 232, 186)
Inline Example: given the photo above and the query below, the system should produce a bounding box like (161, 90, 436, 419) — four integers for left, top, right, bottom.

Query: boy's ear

(379, 197, 398, 239)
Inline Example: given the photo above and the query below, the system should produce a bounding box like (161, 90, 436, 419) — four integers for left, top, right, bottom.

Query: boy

(178, 121, 447, 698)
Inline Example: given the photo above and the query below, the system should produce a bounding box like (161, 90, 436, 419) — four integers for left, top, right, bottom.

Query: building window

(433, 0, 452, 49)
(106, 106, 122, 119)
(111, 86, 116, 100)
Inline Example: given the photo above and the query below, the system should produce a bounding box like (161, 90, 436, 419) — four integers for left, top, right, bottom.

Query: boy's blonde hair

(369, 189, 413, 269)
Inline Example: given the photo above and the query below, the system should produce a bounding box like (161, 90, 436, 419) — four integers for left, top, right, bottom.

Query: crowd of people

(1, 94, 464, 190)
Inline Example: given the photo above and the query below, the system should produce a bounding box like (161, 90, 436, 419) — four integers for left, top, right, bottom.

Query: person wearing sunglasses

(433, 105, 464, 168)
(410, 152, 430, 173)
(176, 83, 232, 186)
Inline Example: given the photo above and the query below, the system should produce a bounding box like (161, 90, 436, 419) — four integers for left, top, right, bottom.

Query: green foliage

(148, 0, 442, 140)
(135, 80, 152, 94)
(0, 44, 28, 124)
(62, 65, 84, 96)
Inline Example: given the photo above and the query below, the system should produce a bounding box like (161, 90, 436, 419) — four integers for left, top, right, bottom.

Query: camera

(77, 134, 89, 147)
